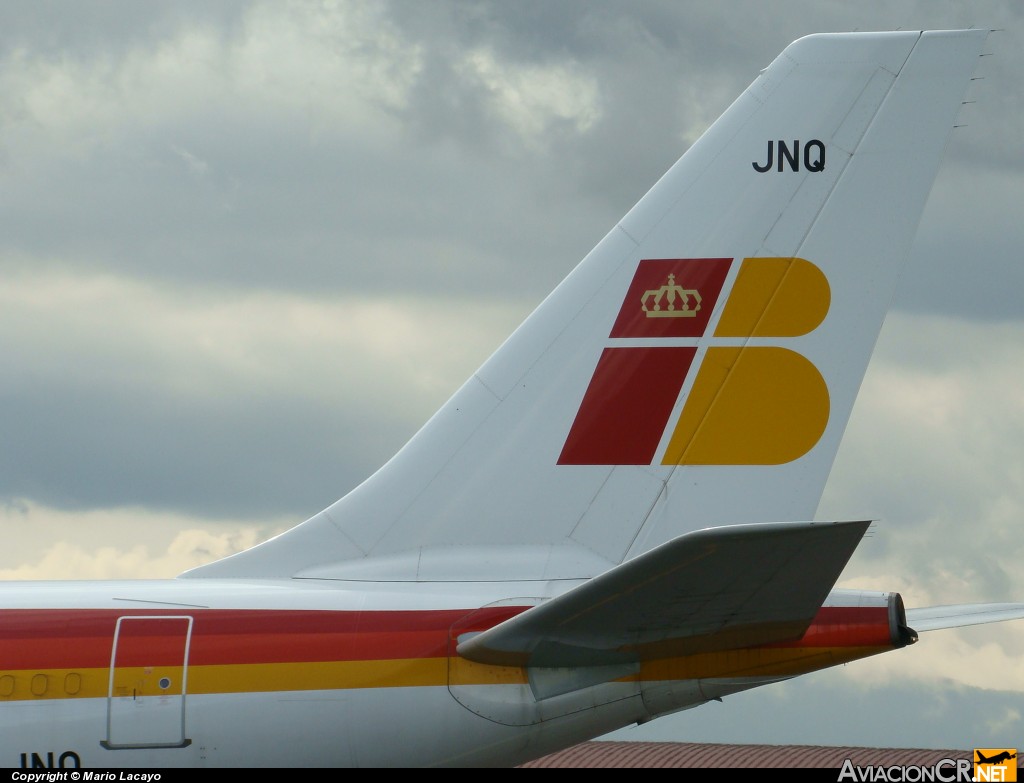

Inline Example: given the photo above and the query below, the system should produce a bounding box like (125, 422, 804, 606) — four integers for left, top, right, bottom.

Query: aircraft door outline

(102, 615, 194, 750)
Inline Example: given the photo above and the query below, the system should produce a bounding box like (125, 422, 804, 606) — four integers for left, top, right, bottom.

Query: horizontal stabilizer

(457, 520, 870, 668)
(906, 603, 1024, 632)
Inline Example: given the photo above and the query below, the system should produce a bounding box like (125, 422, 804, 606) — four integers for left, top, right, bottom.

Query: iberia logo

(558, 257, 831, 466)
(974, 749, 1017, 782)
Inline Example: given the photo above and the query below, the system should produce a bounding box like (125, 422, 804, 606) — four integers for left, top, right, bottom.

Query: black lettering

(804, 139, 826, 171)
(20, 752, 27, 768)
(755, 139, 826, 173)
(59, 750, 82, 768)
(778, 139, 799, 171)
(752, 140, 774, 172)
(31, 751, 52, 768)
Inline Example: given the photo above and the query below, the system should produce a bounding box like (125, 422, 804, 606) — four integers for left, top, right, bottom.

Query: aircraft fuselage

(0, 579, 900, 768)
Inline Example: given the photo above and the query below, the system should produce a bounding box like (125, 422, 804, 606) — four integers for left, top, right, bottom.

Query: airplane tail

(184, 30, 989, 580)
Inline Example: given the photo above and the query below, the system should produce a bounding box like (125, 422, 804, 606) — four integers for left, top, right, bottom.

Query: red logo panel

(558, 347, 695, 465)
(609, 258, 732, 338)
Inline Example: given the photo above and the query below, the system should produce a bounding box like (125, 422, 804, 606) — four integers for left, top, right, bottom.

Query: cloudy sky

(1, 0, 1022, 754)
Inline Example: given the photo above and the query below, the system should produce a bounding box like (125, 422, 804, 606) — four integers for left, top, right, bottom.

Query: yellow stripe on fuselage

(0, 645, 889, 703)
(0, 658, 520, 702)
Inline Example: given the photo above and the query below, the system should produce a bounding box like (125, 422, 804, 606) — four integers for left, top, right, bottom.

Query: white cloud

(459, 47, 601, 145)
(0, 2, 422, 163)
(0, 498, 287, 579)
(832, 625, 1024, 694)
(171, 144, 209, 177)
(0, 268, 523, 415)
(984, 705, 1021, 736)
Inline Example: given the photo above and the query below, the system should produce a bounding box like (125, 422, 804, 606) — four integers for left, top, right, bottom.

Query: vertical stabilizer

(184, 30, 988, 580)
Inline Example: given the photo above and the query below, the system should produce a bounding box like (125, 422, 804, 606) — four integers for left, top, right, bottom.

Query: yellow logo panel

(663, 347, 829, 465)
(715, 257, 829, 338)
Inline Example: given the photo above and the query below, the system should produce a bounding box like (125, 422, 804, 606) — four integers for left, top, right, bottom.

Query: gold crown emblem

(641, 274, 702, 318)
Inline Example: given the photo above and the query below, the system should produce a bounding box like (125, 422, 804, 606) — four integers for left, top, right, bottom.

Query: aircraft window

(64, 673, 81, 695)
(0, 675, 14, 697)
(31, 674, 48, 696)
(158, 677, 171, 690)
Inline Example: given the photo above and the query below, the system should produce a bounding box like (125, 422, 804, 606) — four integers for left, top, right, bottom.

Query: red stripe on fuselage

(0, 605, 890, 670)
(0, 607, 526, 669)
(772, 606, 892, 648)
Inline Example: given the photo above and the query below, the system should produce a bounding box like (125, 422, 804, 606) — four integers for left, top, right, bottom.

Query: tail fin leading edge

(185, 30, 988, 580)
